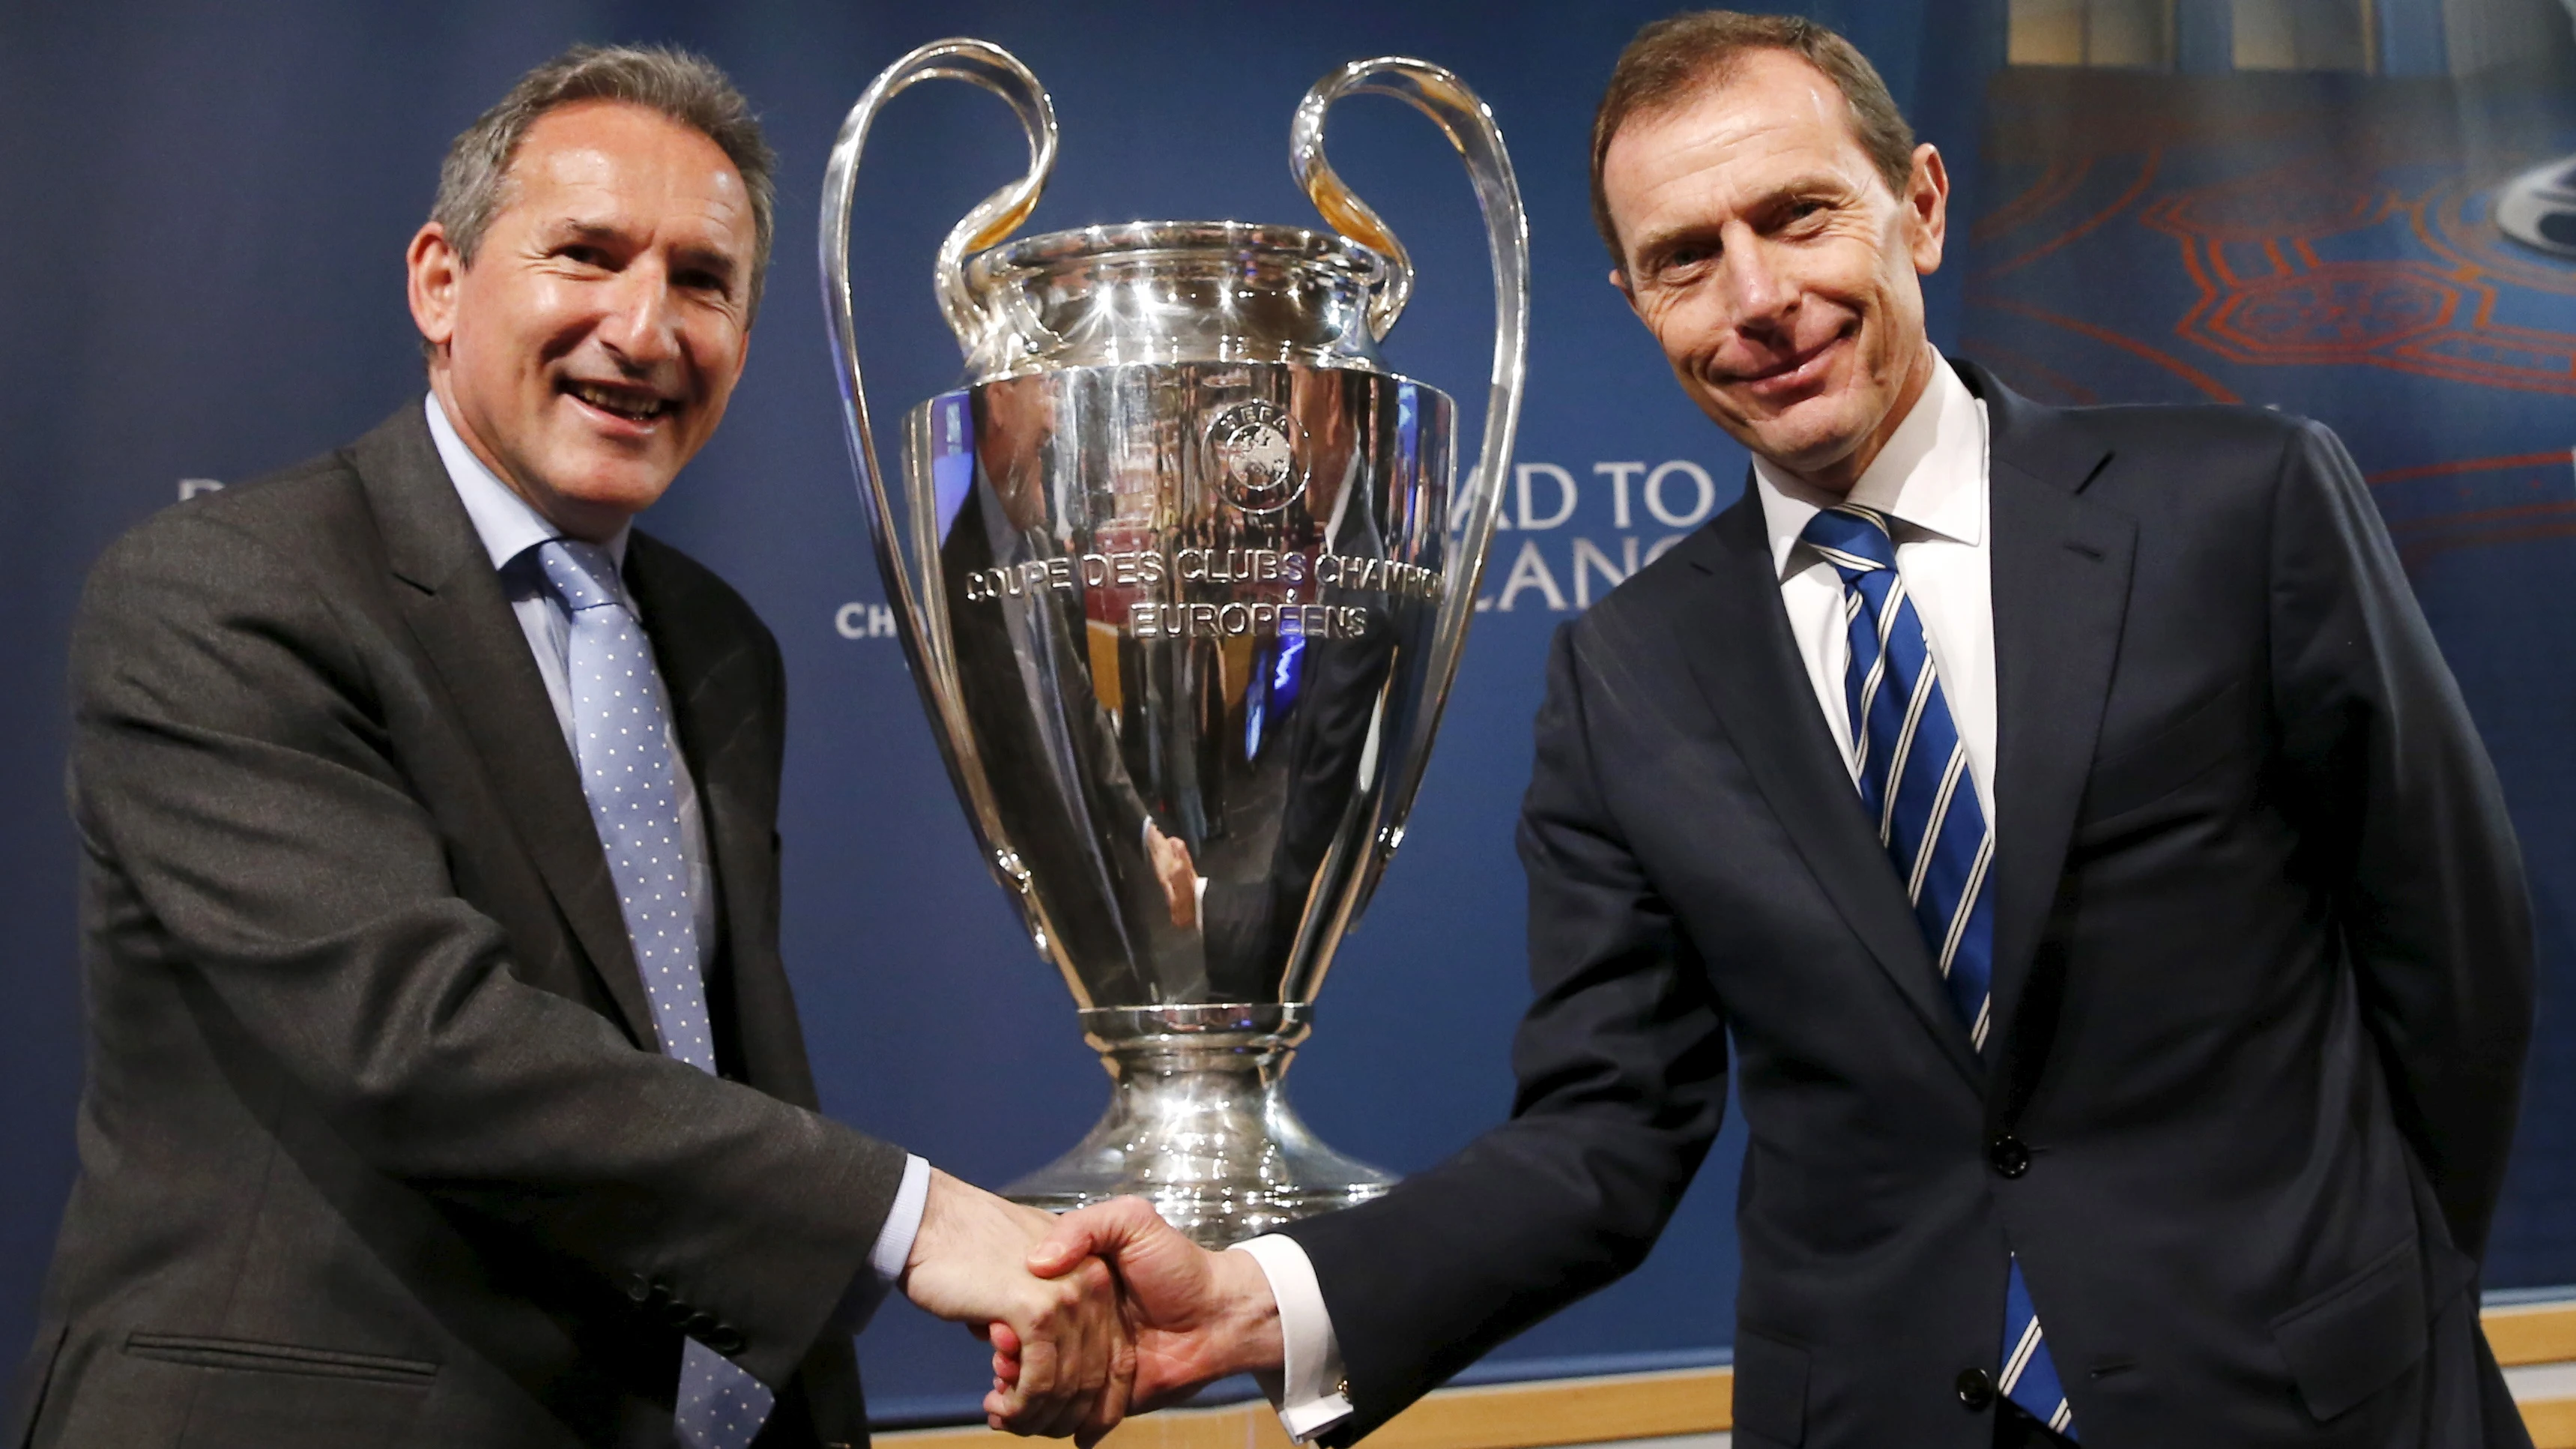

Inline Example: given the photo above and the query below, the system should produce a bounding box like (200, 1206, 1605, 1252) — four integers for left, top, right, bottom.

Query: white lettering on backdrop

(1473, 456, 1721, 613)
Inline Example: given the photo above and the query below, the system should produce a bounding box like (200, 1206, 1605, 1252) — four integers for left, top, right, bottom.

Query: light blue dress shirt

(423, 395, 927, 1328)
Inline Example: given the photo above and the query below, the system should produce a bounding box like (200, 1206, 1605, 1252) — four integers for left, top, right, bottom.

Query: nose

(1715, 227, 1795, 333)
(595, 259, 682, 369)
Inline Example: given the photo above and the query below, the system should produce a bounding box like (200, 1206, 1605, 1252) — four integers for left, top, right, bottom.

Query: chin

(1742, 415, 1865, 471)
(538, 469, 669, 521)
(581, 481, 675, 518)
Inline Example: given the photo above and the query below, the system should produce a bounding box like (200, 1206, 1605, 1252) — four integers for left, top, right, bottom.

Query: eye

(557, 243, 610, 269)
(1780, 199, 1833, 232)
(1657, 241, 1717, 276)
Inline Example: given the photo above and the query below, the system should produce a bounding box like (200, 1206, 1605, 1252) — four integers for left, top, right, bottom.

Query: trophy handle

(820, 40, 1069, 943)
(1290, 59, 1530, 909)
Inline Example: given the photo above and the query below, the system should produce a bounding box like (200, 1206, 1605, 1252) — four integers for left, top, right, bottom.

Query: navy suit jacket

(1282, 361, 2535, 1448)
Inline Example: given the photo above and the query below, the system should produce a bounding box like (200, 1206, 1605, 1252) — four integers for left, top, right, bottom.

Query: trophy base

(1004, 1004, 1395, 1247)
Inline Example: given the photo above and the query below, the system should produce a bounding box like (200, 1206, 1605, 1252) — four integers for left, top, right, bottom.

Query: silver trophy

(820, 40, 1526, 1245)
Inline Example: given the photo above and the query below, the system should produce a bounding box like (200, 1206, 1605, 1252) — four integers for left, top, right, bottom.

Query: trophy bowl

(821, 40, 1526, 1246)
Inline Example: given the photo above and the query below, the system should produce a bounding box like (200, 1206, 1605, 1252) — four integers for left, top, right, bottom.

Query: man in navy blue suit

(1026, 11, 2536, 1448)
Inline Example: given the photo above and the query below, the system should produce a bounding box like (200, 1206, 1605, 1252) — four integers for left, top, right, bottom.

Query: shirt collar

(1753, 351, 1987, 580)
(423, 392, 629, 573)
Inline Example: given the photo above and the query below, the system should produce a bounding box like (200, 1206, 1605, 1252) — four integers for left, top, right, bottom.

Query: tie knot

(1801, 504, 1898, 577)
(536, 539, 625, 613)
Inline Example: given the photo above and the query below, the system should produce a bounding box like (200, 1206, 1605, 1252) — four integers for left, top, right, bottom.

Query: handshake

(904, 1173, 1289, 1445)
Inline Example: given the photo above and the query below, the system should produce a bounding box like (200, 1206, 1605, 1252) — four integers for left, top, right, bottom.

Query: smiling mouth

(563, 379, 677, 425)
(1729, 327, 1852, 389)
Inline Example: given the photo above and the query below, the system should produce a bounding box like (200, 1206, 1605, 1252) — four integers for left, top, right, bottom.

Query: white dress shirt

(1756, 351, 1997, 820)
(424, 395, 929, 1325)
(1249, 351, 1995, 1438)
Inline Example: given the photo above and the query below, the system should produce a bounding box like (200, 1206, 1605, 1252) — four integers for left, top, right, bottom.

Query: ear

(1609, 267, 1643, 321)
(1903, 142, 1950, 276)
(407, 223, 462, 356)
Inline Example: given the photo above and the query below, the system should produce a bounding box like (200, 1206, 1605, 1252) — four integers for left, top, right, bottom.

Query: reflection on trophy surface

(822, 39, 1527, 1244)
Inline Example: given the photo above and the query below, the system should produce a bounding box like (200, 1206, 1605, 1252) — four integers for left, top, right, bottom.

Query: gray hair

(428, 43, 777, 318)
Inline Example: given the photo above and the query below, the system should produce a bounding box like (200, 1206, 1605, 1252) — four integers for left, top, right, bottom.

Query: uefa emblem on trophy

(820, 40, 1528, 1245)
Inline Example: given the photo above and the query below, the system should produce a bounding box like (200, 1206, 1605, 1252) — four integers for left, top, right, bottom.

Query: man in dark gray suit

(1024, 12, 2536, 1448)
(13, 46, 1125, 1449)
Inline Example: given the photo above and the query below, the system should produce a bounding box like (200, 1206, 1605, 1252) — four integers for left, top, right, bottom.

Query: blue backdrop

(1, 0, 2567, 1427)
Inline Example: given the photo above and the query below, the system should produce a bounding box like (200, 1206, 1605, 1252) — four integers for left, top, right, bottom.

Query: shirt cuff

(835, 1153, 931, 1334)
(1230, 1235, 1352, 1441)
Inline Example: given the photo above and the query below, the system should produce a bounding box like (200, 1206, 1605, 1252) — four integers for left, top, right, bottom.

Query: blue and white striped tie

(538, 540, 774, 1449)
(1803, 505, 2077, 1440)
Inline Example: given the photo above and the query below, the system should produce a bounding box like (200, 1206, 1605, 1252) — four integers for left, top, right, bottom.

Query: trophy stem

(1003, 1004, 1394, 1247)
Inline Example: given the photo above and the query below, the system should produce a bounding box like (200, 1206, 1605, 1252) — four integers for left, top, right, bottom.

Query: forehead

(501, 100, 750, 243)
(1602, 50, 1881, 229)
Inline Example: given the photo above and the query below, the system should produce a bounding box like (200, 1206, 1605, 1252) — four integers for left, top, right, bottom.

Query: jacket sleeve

(2265, 419, 2534, 1262)
(1281, 620, 1731, 1442)
(67, 503, 907, 1387)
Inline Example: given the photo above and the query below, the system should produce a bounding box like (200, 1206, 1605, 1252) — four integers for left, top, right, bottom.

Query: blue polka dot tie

(536, 540, 775, 1449)
(1802, 506, 2077, 1440)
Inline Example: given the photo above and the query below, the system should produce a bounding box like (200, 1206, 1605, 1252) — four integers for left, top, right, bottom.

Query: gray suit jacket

(1284, 362, 2535, 1448)
(13, 405, 907, 1448)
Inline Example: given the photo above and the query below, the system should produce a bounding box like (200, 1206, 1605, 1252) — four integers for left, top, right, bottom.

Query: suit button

(1956, 1367, 1995, 1409)
(662, 1300, 697, 1328)
(706, 1325, 746, 1355)
(626, 1275, 653, 1304)
(685, 1311, 722, 1337)
(1989, 1135, 2031, 1178)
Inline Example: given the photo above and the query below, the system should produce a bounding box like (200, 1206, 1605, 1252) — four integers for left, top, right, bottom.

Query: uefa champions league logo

(1206, 400, 1307, 514)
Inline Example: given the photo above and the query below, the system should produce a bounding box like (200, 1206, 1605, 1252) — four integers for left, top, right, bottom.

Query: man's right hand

(1021, 1197, 1285, 1411)
(1144, 825, 1199, 931)
(901, 1170, 1134, 1442)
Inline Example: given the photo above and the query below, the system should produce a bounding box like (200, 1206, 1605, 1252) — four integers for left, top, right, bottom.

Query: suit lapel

(348, 408, 660, 1050)
(623, 536, 820, 1103)
(1671, 500, 1984, 1087)
(625, 539, 762, 982)
(1957, 362, 2134, 1098)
